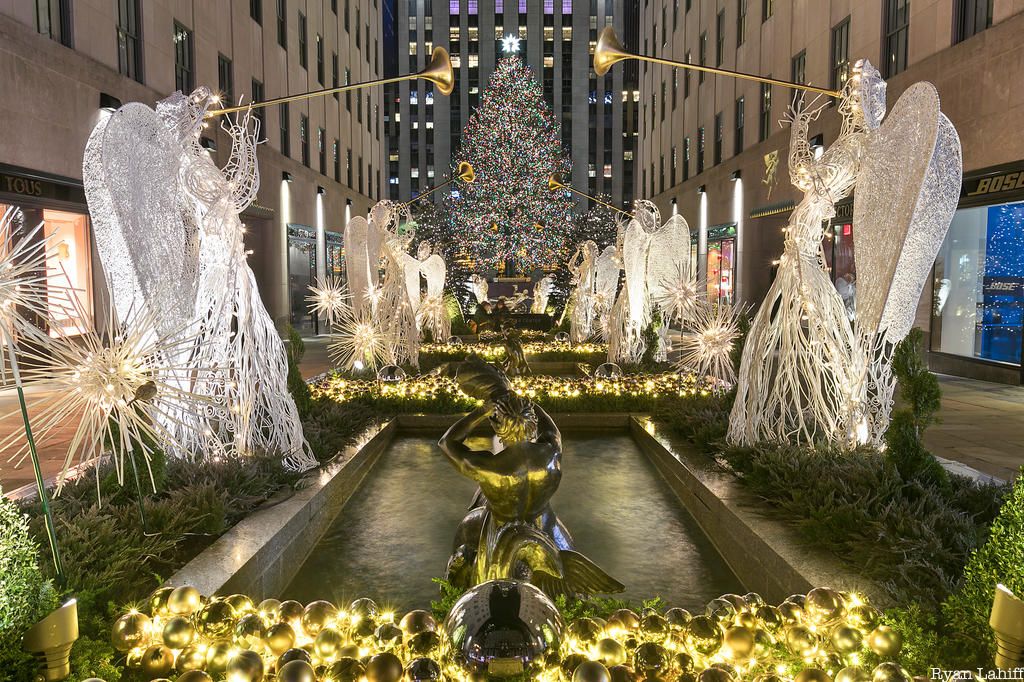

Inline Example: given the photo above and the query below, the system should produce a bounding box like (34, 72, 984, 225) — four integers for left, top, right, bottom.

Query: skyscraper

(384, 0, 639, 212)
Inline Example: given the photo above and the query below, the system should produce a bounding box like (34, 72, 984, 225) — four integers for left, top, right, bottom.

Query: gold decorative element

(139, 644, 175, 678)
(22, 600, 79, 682)
(593, 26, 841, 97)
(763, 150, 780, 199)
(167, 585, 202, 616)
(866, 624, 903, 657)
(111, 611, 151, 653)
(399, 161, 475, 209)
(161, 616, 196, 650)
(208, 47, 454, 117)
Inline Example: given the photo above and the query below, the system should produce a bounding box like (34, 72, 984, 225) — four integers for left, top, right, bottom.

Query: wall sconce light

(282, 171, 294, 183)
(730, 170, 742, 181)
(317, 185, 326, 195)
(991, 584, 1024, 668)
(698, 185, 706, 195)
(99, 92, 122, 112)
(199, 136, 217, 151)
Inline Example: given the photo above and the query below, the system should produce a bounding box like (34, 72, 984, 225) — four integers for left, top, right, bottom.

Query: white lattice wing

(853, 82, 963, 342)
(646, 214, 691, 303)
(420, 254, 446, 298)
(594, 246, 620, 306)
(83, 104, 200, 334)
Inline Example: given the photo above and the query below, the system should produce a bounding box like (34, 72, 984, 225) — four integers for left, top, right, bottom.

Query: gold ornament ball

(315, 627, 346, 660)
(349, 597, 380, 622)
(686, 615, 724, 656)
(266, 622, 296, 656)
(279, 599, 305, 626)
(111, 612, 153, 652)
(568, 617, 603, 646)
(329, 657, 366, 682)
(146, 586, 174, 616)
(175, 645, 207, 672)
(224, 593, 255, 614)
(278, 659, 317, 682)
(205, 639, 234, 675)
(162, 615, 196, 649)
(561, 653, 588, 680)
(867, 625, 902, 657)
(139, 644, 175, 679)
(778, 600, 803, 625)
(743, 592, 766, 608)
(697, 668, 735, 682)
(804, 588, 846, 627)
(640, 613, 670, 635)
(125, 648, 144, 669)
(573, 660, 611, 682)
(734, 610, 757, 629)
(755, 605, 784, 631)
(338, 643, 362, 659)
(835, 666, 871, 682)
(871, 663, 911, 682)
(258, 598, 282, 623)
(607, 608, 640, 632)
(752, 628, 774, 656)
(595, 637, 628, 667)
(168, 585, 203, 616)
(847, 605, 881, 632)
(831, 624, 864, 654)
(400, 609, 438, 637)
(794, 669, 832, 682)
(376, 621, 403, 648)
(302, 599, 339, 636)
(723, 625, 755, 660)
(198, 599, 237, 637)
(234, 612, 265, 650)
(176, 672, 214, 682)
(365, 651, 404, 682)
(664, 607, 692, 629)
(705, 598, 737, 624)
(225, 649, 264, 682)
(785, 625, 818, 656)
(754, 676, 783, 682)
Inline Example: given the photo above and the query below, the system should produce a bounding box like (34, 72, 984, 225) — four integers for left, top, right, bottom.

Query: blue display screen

(979, 203, 1024, 363)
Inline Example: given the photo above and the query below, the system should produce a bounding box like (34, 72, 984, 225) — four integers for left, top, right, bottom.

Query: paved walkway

(1, 339, 1021, 494)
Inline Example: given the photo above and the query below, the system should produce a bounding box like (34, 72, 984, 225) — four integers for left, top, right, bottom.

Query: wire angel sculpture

(606, 201, 691, 363)
(531, 274, 555, 314)
(565, 240, 599, 341)
(468, 274, 489, 305)
(728, 60, 962, 449)
(83, 88, 315, 470)
(416, 241, 451, 342)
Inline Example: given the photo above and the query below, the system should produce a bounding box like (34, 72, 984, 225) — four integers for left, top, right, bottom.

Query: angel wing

(621, 217, 653, 329)
(646, 214, 692, 304)
(594, 245, 620, 308)
(83, 103, 200, 335)
(343, 215, 372, 311)
(420, 254, 447, 298)
(853, 82, 963, 342)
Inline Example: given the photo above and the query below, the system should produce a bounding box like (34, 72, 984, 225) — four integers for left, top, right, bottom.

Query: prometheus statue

(438, 358, 624, 598)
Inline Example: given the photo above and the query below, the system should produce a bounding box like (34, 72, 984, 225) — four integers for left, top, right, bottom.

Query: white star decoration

(501, 34, 521, 54)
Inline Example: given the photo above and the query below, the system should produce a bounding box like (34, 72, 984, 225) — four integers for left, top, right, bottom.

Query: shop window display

(931, 200, 1024, 365)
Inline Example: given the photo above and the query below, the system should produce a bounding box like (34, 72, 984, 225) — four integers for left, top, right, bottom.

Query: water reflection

(284, 435, 741, 611)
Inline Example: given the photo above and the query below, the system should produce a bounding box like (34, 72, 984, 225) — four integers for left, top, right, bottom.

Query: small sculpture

(531, 274, 555, 314)
(499, 327, 531, 376)
(438, 358, 623, 598)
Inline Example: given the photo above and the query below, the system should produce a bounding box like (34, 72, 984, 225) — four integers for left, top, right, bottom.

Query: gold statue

(438, 358, 624, 597)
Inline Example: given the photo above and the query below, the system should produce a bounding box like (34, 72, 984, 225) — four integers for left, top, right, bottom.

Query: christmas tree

(447, 55, 574, 273)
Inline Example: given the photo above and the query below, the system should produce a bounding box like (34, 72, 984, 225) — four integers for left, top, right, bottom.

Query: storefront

(930, 161, 1024, 384)
(287, 223, 318, 335)
(0, 164, 96, 337)
(704, 223, 736, 306)
(823, 199, 856, 319)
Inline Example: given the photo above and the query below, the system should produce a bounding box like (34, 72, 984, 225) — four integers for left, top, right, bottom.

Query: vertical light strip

(732, 177, 743, 304)
(698, 189, 708, 299)
(315, 192, 327, 333)
(280, 179, 291, 324)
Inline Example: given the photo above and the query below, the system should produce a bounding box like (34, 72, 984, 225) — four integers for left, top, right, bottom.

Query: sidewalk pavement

(1, 336, 1020, 493)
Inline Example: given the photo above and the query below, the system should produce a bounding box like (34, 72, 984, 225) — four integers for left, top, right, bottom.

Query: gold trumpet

(208, 47, 454, 117)
(594, 27, 840, 98)
(548, 173, 634, 218)
(400, 161, 475, 208)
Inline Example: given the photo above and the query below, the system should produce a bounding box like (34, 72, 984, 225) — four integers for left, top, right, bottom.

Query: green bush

(286, 323, 313, 418)
(942, 467, 1024, 667)
(0, 490, 58, 681)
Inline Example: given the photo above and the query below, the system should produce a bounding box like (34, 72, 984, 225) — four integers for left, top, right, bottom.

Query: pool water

(283, 434, 741, 611)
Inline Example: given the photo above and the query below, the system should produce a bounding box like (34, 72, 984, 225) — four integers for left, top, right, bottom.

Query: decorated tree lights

(447, 55, 574, 273)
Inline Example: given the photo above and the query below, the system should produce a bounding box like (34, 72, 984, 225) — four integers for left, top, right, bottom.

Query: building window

(830, 17, 851, 92)
(331, 0, 337, 13)
(955, 0, 993, 43)
(316, 35, 324, 84)
(660, 81, 666, 120)
(683, 137, 690, 181)
(357, 92, 362, 123)
(762, 0, 773, 21)
(346, 148, 353, 187)
(359, 158, 364, 194)
(714, 112, 723, 165)
(697, 126, 705, 174)
(333, 139, 340, 181)
(735, 97, 744, 156)
(173, 21, 194, 93)
(671, 145, 677, 186)
(684, 51, 691, 97)
(345, 68, 352, 109)
(117, 0, 142, 83)
(250, 0, 262, 23)
(716, 11, 725, 67)
(217, 54, 233, 105)
(883, 0, 910, 77)
(672, 71, 678, 109)
(298, 13, 307, 68)
(280, 102, 290, 156)
(345, 0, 350, 31)
(791, 49, 806, 105)
(318, 127, 326, 174)
(36, 0, 72, 47)
(276, 0, 287, 48)
(759, 81, 772, 141)
(300, 115, 309, 166)
(737, 0, 747, 45)
(251, 79, 265, 131)
(332, 53, 339, 99)
(698, 32, 707, 83)
(932, 199, 1024, 365)
(356, 8, 361, 47)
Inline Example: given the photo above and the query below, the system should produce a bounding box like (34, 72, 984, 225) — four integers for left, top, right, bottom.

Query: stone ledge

(395, 412, 633, 434)
(165, 420, 397, 599)
(629, 416, 886, 606)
